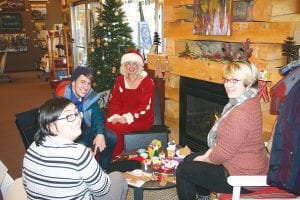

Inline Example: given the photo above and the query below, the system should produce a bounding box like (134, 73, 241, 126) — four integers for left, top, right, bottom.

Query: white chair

(0, 160, 27, 200)
(227, 176, 268, 200)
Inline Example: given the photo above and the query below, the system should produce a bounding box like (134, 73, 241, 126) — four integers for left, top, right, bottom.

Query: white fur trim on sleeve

(119, 86, 123, 93)
(107, 114, 121, 122)
(140, 111, 146, 115)
(122, 112, 134, 124)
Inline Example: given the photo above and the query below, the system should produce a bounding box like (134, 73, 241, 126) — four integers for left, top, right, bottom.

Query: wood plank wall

(147, 0, 300, 142)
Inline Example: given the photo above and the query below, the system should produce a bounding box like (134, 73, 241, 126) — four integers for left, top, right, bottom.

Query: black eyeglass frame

(56, 112, 83, 122)
(223, 78, 241, 84)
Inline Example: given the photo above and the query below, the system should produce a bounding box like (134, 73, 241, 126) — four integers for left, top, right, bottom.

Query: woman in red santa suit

(106, 50, 154, 157)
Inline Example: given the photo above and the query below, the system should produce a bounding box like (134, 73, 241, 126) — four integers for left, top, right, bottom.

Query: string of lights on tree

(87, 0, 135, 92)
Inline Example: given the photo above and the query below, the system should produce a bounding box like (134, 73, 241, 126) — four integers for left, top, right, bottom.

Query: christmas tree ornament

(104, 42, 108, 46)
(97, 70, 101, 75)
(112, 66, 117, 74)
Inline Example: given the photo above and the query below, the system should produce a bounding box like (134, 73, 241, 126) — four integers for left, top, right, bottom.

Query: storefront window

(71, 0, 163, 66)
(122, 0, 164, 55)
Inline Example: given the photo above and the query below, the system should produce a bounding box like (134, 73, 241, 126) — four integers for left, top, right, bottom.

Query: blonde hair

(223, 61, 258, 88)
(119, 63, 144, 76)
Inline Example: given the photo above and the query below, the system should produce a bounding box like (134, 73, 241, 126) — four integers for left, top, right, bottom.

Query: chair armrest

(131, 125, 170, 133)
(227, 176, 268, 187)
(227, 176, 268, 200)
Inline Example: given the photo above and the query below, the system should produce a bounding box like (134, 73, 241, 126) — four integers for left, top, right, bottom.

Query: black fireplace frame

(179, 77, 228, 152)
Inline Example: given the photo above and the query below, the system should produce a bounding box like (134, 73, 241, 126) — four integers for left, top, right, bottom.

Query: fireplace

(179, 77, 228, 152)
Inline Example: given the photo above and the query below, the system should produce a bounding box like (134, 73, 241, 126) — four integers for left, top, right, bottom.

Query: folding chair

(15, 108, 39, 149)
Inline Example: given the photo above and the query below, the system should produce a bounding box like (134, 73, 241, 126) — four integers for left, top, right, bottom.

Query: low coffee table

(121, 151, 178, 200)
(128, 171, 176, 200)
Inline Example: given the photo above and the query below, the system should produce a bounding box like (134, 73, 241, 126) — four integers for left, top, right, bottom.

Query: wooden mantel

(147, 0, 300, 143)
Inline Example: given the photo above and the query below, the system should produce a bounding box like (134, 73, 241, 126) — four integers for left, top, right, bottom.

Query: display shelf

(47, 31, 70, 87)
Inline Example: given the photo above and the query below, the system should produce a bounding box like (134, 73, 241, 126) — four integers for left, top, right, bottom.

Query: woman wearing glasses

(22, 98, 128, 200)
(106, 49, 154, 157)
(176, 62, 269, 200)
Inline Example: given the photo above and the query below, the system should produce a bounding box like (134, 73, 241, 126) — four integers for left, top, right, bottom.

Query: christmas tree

(282, 37, 299, 64)
(88, 0, 135, 92)
(153, 32, 161, 54)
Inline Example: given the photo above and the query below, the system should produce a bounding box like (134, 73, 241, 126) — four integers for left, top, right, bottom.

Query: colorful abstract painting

(193, 0, 233, 36)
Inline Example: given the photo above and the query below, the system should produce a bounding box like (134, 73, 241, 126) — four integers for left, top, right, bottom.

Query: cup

(167, 146, 176, 159)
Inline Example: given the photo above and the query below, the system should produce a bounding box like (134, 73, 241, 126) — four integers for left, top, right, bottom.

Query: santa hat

(121, 49, 144, 68)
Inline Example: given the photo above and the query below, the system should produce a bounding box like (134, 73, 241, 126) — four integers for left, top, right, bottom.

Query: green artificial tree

(88, 0, 135, 92)
(282, 37, 300, 64)
(153, 32, 161, 54)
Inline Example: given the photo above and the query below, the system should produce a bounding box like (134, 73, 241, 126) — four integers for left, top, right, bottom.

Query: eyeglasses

(223, 78, 241, 84)
(124, 62, 138, 67)
(56, 112, 83, 122)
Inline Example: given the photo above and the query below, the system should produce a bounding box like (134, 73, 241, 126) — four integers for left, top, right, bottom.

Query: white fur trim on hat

(121, 53, 144, 67)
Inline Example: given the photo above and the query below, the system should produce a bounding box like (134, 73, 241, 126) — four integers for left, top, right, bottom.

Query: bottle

(153, 145, 159, 157)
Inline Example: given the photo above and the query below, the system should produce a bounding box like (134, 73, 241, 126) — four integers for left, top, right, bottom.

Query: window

(122, 0, 164, 55)
(71, 0, 163, 66)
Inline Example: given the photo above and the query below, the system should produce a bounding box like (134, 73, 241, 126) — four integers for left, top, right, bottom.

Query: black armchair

(15, 108, 39, 149)
(123, 89, 170, 151)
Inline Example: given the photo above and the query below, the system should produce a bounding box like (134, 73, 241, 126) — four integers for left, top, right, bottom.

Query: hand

(111, 117, 119, 124)
(117, 116, 127, 124)
(193, 155, 206, 162)
(193, 148, 213, 163)
(92, 134, 106, 155)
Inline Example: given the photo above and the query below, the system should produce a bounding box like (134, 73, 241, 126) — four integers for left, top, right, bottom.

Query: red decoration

(258, 80, 272, 102)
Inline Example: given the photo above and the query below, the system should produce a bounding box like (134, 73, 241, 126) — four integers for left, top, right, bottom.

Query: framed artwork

(0, 0, 25, 11)
(139, 22, 152, 52)
(0, 13, 22, 30)
(0, 34, 27, 52)
(193, 0, 233, 36)
(30, 3, 47, 20)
